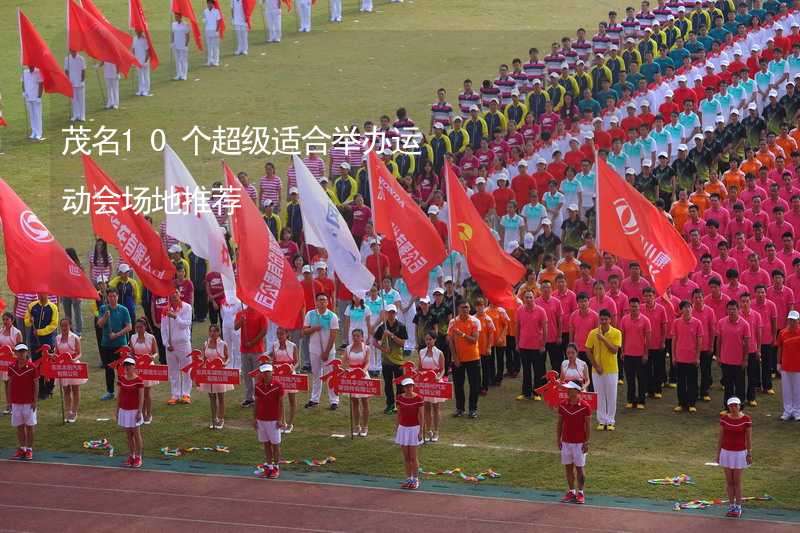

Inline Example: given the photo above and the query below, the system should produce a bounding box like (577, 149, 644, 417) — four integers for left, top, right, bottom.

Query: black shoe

(453, 409, 464, 417)
(304, 401, 318, 409)
(240, 399, 254, 407)
(301, 365, 312, 373)
(468, 410, 478, 418)
(329, 403, 338, 411)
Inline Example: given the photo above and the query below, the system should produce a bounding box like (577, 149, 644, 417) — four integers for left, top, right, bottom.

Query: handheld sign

(271, 363, 309, 392)
(183, 350, 240, 385)
(392, 361, 452, 400)
(36, 348, 89, 380)
(134, 355, 169, 382)
(535, 370, 598, 411)
(321, 359, 382, 397)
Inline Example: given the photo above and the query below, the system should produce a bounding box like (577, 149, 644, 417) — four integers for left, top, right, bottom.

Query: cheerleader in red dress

(395, 377, 424, 489)
(418, 331, 445, 442)
(129, 318, 159, 424)
(268, 327, 298, 433)
(345, 328, 370, 437)
(717, 397, 752, 518)
(54, 318, 87, 423)
(200, 324, 231, 430)
(0, 311, 23, 414)
(117, 358, 144, 468)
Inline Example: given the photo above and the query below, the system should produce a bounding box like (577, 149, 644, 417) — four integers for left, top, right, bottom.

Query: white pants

(234, 24, 249, 54)
(205, 31, 220, 65)
(310, 351, 339, 404)
(592, 370, 618, 425)
(781, 370, 800, 418)
(330, 0, 342, 21)
(223, 325, 242, 370)
(166, 343, 192, 399)
(174, 48, 189, 79)
(105, 76, 119, 108)
(402, 307, 416, 351)
(264, 5, 282, 41)
(70, 85, 85, 121)
(137, 64, 151, 95)
(297, 0, 311, 31)
(360, 0, 372, 11)
(25, 99, 42, 139)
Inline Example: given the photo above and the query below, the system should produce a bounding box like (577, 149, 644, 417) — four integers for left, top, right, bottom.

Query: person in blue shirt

(668, 37, 691, 65)
(697, 26, 715, 52)
(611, 72, 633, 99)
(577, 88, 601, 116)
(709, 15, 731, 43)
(97, 288, 132, 401)
(735, 3, 753, 27)
(640, 51, 661, 84)
(654, 45, 676, 74)
(723, 11, 740, 34)
(595, 80, 618, 110)
(749, 1, 767, 23)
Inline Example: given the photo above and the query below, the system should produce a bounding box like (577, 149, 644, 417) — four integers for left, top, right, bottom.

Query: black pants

(435, 334, 451, 377)
(30, 348, 54, 398)
(699, 350, 713, 397)
(453, 359, 481, 412)
(208, 301, 220, 326)
(93, 318, 104, 364)
(193, 288, 208, 321)
(761, 344, 774, 391)
(480, 354, 495, 390)
(507, 336, 519, 374)
(746, 353, 761, 402)
(623, 356, 648, 404)
(617, 352, 624, 380)
(382, 363, 403, 408)
(647, 348, 666, 394)
(664, 339, 674, 384)
(721, 363, 746, 408)
(494, 346, 506, 383)
(545, 341, 564, 372)
(578, 351, 593, 392)
(153, 326, 167, 364)
(100, 346, 119, 394)
(520, 348, 545, 397)
(675, 362, 698, 408)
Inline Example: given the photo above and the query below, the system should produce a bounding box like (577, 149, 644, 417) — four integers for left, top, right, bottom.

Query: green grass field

(1, 0, 799, 511)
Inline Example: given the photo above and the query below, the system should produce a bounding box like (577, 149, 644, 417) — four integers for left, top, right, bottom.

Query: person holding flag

(64, 50, 85, 121)
(172, 13, 191, 80)
(262, 0, 284, 43)
(232, 0, 250, 55)
(303, 294, 339, 410)
(21, 65, 43, 140)
(130, 0, 157, 97)
(203, 0, 223, 66)
(161, 290, 193, 405)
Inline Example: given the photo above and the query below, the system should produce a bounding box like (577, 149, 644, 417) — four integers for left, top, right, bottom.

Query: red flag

(0, 179, 97, 299)
(129, 0, 159, 70)
(81, 0, 133, 48)
(596, 159, 697, 294)
(83, 155, 177, 296)
(444, 161, 524, 308)
(242, 0, 256, 30)
(171, 0, 203, 50)
(211, 0, 226, 39)
(18, 10, 73, 98)
(223, 162, 304, 327)
(68, 0, 141, 76)
(367, 151, 446, 297)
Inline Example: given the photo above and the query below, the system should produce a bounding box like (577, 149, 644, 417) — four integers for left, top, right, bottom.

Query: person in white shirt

(203, 0, 222, 66)
(101, 61, 119, 109)
(64, 50, 86, 121)
(171, 13, 190, 80)
(161, 290, 194, 403)
(330, 0, 342, 22)
(262, 0, 282, 42)
(297, 0, 312, 32)
(132, 31, 151, 96)
(232, 0, 249, 55)
(302, 293, 340, 409)
(21, 66, 43, 140)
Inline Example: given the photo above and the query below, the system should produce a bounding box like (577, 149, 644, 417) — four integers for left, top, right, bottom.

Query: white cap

(469, 104, 480, 111)
(263, 199, 273, 207)
(731, 109, 740, 116)
(14, 343, 28, 351)
(769, 89, 778, 97)
(625, 168, 636, 175)
(715, 115, 725, 123)
(443, 276, 453, 283)
(609, 115, 620, 123)
(168, 244, 182, 254)
(541, 218, 552, 225)
(531, 78, 542, 85)
(427, 205, 440, 215)
(585, 131, 594, 139)
(625, 37, 635, 43)
(401, 377, 415, 386)
(433, 122, 445, 130)
(751, 45, 760, 52)
(726, 396, 741, 406)
(693, 75, 703, 83)
(641, 160, 652, 167)
(301, 265, 312, 273)
(319, 176, 330, 183)
(314, 261, 327, 270)
(382, 148, 392, 156)
(475, 177, 486, 185)
(626, 102, 637, 109)
(340, 161, 351, 170)
(506, 240, 519, 252)
(490, 97, 500, 103)
(640, 101, 650, 108)
(385, 304, 398, 313)
(118, 263, 131, 273)
(678, 144, 688, 151)
(665, 90, 674, 97)
(369, 238, 381, 246)
(562, 381, 582, 390)
(748, 102, 758, 110)
(658, 151, 668, 159)
(733, 48, 742, 56)
(568, 203, 579, 211)
(517, 159, 528, 167)
(549, 72, 559, 78)
(721, 60, 730, 67)
(511, 88, 520, 96)
(788, 310, 800, 320)
(705, 62, 714, 69)
(677, 5, 685, 11)
(523, 232, 535, 248)
(96, 274, 109, 283)
(289, 187, 299, 195)
(677, 75, 687, 83)
(259, 363, 273, 373)
(419, 296, 431, 304)
(123, 357, 136, 365)
(536, 157, 546, 165)
(432, 287, 444, 295)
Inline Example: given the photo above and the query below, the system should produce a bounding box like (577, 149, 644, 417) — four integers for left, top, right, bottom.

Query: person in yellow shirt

(504, 90, 528, 129)
(585, 309, 622, 431)
(168, 245, 191, 278)
(108, 264, 142, 321)
(474, 298, 496, 395)
(447, 301, 482, 418)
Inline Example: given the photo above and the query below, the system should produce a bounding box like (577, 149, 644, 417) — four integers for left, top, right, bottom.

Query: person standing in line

(739, 293, 763, 408)
(200, 324, 231, 429)
(359, 0, 372, 12)
(0, 313, 23, 414)
(132, 30, 151, 96)
(117, 358, 144, 468)
(235, 304, 268, 407)
(448, 301, 482, 418)
(96, 288, 131, 401)
(419, 331, 445, 442)
(777, 310, 800, 421)
(171, 13, 190, 80)
(557, 381, 591, 505)
(267, 326, 299, 433)
(53, 318, 86, 423)
(203, 0, 222, 66)
(474, 298, 496, 395)
(329, 0, 342, 22)
(516, 290, 548, 401)
(619, 298, 651, 409)
(129, 318, 158, 424)
(395, 377, 424, 490)
(100, 61, 120, 110)
(64, 50, 85, 121)
(344, 329, 370, 437)
(691, 288, 717, 403)
(374, 304, 408, 414)
(253, 363, 285, 479)
(296, 0, 312, 32)
(161, 290, 193, 405)
(232, 0, 249, 55)
(25, 293, 59, 400)
(536, 280, 564, 372)
(21, 65, 43, 140)
(716, 300, 751, 414)
(585, 309, 621, 431)
(8, 344, 38, 461)
(262, 0, 282, 43)
(673, 300, 703, 413)
(717, 397, 752, 518)
(303, 294, 340, 410)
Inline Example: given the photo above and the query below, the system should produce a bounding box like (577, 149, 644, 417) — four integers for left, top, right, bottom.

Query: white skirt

(424, 396, 445, 404)
(143, 380, 159, 388)
(117, 408, 142, 428)
(55, 376, 88, 387)
(199, 383, 234, 393)
(394, 424, 421, 446)
(719, 449, 749, 469)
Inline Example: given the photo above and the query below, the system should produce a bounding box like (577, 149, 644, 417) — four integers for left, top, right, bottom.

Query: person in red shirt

(8, 344, 38, 461)
(511, 161, 534, 205)
(205, 271, 225, 326)
(314, 263, 336, 303)
(117, 358, 144, 468)
(235, 305, 268, 407)
(619, 298, 652, 409)
(777, 310, 800, 420)
(492, 176, 515, 217)
(717, 397, 752, 518)
(531, 159, 555, 196)
(471, 177, 495, 219)
(175, 264, 194, 305)
(253, 363, 285, 479)
(395, 377, 424, 490)
(428, 205, 448, 245)
(365, 239, 390, 283)
(556, 381, 591, 505)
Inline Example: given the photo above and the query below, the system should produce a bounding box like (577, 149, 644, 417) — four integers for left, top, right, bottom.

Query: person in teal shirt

(654, 46, 675, 74)
(626, 62, 644, 89)
(768, 51, 789, 88)
(607, 139, 627, 176)
(668, 39, 691, 65)
(611, 72, 633, 98)
(596, 81, 618, 110)
(697, 26, 714, 52)
(685, 32, 705, 57)
(678, 104, 701, 137)
(665, 112, 686, 147)
(640, 52, 661, 84)
(578, 91, 601, 116)
(97, 287, 132, 400)
(649, 117, 673, 158)
(622, 132, 644, 174)
(709, 17, 731, 43)
(714, 81, 733, 119)
(788, 44, 800, 79)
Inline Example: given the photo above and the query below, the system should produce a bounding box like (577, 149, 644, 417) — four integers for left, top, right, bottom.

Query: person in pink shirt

(740, 254, 771, 294)
(739, 175, 766, 210)
(701, 220, 726, 259)
(752, 285, 778, 397)
(723, 270, 747, 301)
(691, 254, 722, 296)
(536, 280, 565, 373)
(687, 229, 711, 266)
(672, 300, 703, 412)
(516, 290, 548, 400)
(607, 275, 629, 322)
(554, 274, 577, 350)
(573, 264, 596, 299)
(568, 293, 599, 391)
(595, 253, 625, 286)
(619, 298, 651, 409)
(716, 301, 751, 411)
(729, 233, 754, 272)
(738, 293, 762, 409)
(620, 263, 648, 301)
(778, 173, 800, 204)
(641, 287, 668, 399)
(763, 185, 790, 223)
(767, 271, 795, 335)
(706, 278, 731, 325)
(703, 194, 731, 237)
(745, 196, 770, 231)
(691, 289, 717, 403)
(683, 205, 706, 239)
(777, 233, 800, 269)
(767, 206, 794, 244)
(349, 194, 372, 245)
(670, 276, 699, 302)
(727, 204, 753, 242)
(784, 196, 800, 232)
(589, 281, 618, 324)
(787, 258, 800, 308)
(712, 241, 738, 275)
(746, 224, 772, 259)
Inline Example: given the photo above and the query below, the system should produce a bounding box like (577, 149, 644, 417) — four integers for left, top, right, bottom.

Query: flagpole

(365, 152, 390, 366)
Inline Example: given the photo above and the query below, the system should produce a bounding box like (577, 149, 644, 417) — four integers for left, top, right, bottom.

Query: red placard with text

(194, 367, 240, 385)
(135, 363, 169, 381)
(336, 376, 382, 396)
(273, 373, 309, 393)
(42, 362, 89, 380)
(416, 380, 453, 400)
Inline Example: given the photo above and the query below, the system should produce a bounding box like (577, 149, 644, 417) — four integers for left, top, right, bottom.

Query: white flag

(293, 155, 375, 295)
(164, 144, 236, 301)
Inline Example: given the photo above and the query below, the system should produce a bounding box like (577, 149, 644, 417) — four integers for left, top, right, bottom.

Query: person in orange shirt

(767, 134, 787, 161)
(577, 232, 600, 276)
(670, 189, 692, 235)
(486, 302, 510, 386)
(557, 246, 581, 290)
(516, 269, 541, 300)
(740, 147, 762, 178)
(755, 141, 776, 170)
(703, 172, 727, 203)
(789, 117, 800, 148)
(447, 302, 482, 418)
(776, 125, 798, 158)
(722, 160, 746, 192)
(474, 298, 496, 395)
(537, 254, 563, 286)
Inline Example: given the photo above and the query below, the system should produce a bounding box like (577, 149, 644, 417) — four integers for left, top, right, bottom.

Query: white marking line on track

(0, 504, 342, 533)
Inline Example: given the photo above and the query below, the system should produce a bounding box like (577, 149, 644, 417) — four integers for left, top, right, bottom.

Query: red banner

(18, 9, 73, 97)
(415, 380, 453, 400)
(41, 362, 88, 380)
(336, 376, 382, 396)
(194, 367, 240, 385)
(535, 370, 598, 412)
(68, 0, 141, 76)
(129, 0, 159, 70)
(135, 363, 169, 381)
(273, 373, 309, 393)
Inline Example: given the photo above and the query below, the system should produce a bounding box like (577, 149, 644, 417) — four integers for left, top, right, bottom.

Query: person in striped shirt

(430, 88, 454, 133)
(458, 79, 481, 118)
(258, 162, 282, 211)
(524, 48, 546, 88)
(238, 171, 257, 204)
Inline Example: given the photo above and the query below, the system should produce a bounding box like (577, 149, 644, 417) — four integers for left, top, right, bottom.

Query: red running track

(0, 461, 795, 532)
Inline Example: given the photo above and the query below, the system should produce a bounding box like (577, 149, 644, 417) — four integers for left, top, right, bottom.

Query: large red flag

(18, 10, 73, 98)
(223, 162, 304, 327)
(0, 179, 97, 299)
(596, 158, 697, 294)
(242, 0, 256, 30)
(129, 0, 159, 70)
(81, 0, 133, 48)
(171, 0, 203, 50)
(444, 161, 524, 308)
(68, 0, 141, 76)
(367, 151, 446, 297)
(83, 155, 176, 296)
(211, 1, 226, 39)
